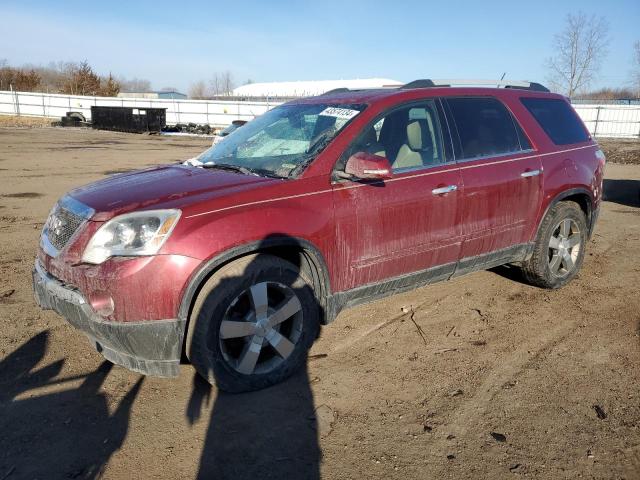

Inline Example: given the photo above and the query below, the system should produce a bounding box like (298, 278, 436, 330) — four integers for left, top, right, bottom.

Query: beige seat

(393, 121, 423, 169)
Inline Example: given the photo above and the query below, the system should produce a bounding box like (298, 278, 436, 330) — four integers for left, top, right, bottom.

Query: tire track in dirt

(428, 316, 580, 454)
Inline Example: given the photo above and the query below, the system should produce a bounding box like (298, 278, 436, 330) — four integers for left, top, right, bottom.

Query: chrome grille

(41, 195, 95, 256)
(45, 206, 84, 250)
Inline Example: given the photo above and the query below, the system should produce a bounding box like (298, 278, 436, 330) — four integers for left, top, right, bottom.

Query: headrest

(361, 127, 378, 147)
(407, 121, 422, 150)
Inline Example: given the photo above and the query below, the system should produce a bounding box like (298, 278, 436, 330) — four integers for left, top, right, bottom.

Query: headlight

(82, 210, 181, 264)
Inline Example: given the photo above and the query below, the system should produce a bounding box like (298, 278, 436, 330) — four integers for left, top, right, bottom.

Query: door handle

(431, 185, 458, 195)
(521, 169, 541, 178)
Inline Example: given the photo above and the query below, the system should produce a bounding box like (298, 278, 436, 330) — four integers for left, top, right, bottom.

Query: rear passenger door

(444, 97, 542, 264)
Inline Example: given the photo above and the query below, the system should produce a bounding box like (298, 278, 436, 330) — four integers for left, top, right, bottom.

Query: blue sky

(2, 0, 638, 92)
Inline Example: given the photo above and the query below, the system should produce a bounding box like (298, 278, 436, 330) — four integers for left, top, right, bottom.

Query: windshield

(196, 103, 365, 178)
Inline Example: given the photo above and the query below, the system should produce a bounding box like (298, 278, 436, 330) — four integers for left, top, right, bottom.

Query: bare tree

(220, 71, 234, 95)
(119, 77, 152, 93)
(188, 80, 207, 99)
(547, 12, 609, 97)
(208, 71, 235, 96)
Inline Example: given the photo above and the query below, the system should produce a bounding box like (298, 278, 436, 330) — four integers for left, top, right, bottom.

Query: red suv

(33, 79, 605, 392)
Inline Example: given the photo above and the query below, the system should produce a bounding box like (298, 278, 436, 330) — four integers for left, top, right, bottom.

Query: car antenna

(498, 72, 506, 87)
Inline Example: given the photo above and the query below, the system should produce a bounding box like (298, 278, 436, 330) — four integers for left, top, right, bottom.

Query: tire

(521, 201, 588, 289)
(66, 111, 86, 122)
(186, 254, 320, 393)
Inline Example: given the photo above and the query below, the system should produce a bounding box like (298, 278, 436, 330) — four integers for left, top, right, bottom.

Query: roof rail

(320, 88, 351, 95)
(401, 79, 436, 89)
(401, 79, 550, 92)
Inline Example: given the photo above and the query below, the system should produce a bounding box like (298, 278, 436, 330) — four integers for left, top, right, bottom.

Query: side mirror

(343, 152, 393, 180)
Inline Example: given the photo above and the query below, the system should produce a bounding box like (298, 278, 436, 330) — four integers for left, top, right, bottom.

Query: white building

(232, 78, 402, 98)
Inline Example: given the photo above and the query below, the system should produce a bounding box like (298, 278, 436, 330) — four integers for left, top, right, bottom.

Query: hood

(69, 164, 276, 220)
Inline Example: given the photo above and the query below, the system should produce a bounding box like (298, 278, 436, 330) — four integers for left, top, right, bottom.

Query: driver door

(332, 100, 462, 290)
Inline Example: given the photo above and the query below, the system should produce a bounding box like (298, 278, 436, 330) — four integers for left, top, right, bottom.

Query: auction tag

(319, 107, 360, 120)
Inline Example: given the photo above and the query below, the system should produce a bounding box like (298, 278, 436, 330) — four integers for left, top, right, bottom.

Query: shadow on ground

(187, 369, 320, 479)
(0, 331, 143, 480)
(185, 235, 322, 479)
(489, 263, 529, 285)
(603, 179, 640, 208)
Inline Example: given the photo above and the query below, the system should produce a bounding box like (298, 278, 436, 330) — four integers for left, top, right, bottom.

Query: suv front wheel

(186, 254, 319, 392)
(521, 201, 588, 289)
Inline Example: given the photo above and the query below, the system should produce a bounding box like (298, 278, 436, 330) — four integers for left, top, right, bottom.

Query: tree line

(0, 60, 155, 97)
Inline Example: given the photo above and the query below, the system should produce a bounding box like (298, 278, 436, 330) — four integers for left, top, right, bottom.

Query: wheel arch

(534, 188, 595, 244)
(178, 236, 333, 360)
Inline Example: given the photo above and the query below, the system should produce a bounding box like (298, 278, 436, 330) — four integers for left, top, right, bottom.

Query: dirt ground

(1, 126, 639, 480)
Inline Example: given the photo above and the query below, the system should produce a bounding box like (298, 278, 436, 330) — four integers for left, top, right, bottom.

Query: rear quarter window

(520, 97, 589, 146)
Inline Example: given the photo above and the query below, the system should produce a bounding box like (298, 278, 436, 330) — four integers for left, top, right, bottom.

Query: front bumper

(32, 260, 185, 377)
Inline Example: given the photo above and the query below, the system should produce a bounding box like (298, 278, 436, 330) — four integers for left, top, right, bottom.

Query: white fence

(0, 90, 282, 127)
(572, 104, 640, 139)
(1, 90, 639, 138)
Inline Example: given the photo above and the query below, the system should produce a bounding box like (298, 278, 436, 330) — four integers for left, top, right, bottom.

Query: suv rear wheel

(521, 201, 587, 289)
(186, 254, 319, 392)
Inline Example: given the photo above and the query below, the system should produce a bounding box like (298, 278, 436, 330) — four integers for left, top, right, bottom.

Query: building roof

(232, 78, 402, 98)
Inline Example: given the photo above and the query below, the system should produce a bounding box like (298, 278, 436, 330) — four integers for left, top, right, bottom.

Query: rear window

(446, 97, 525, 159)
(520, 98, 589, 145)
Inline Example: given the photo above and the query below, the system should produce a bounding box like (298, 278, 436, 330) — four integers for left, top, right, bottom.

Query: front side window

(340, 100, 446, 172)
(197, 103, 365, 178)
(446, 97, 523, 159)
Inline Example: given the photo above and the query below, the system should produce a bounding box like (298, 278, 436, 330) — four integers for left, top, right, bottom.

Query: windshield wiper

(286, 130, 336, 178)
(305, 128, 336, 157)
(202, 162, 257, 176)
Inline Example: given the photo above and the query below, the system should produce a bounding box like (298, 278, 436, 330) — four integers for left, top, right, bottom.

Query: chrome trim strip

(40, 231, 61, 258)
(455, 148, 535, 164)
(59, 195, 95, 219)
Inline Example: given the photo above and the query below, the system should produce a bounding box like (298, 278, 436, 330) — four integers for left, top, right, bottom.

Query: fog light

(89, 293, 115, 317)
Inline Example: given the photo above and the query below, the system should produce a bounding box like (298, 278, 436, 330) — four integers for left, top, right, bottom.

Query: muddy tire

(186, 254, 319, 393)
(521, 201, 588, 289)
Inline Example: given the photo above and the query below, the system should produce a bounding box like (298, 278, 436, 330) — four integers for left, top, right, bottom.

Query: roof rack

(401, 79, 550, 92)
(320, 88, 351, 95)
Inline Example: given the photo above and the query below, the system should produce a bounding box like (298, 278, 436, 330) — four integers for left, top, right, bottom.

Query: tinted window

(447, 97, 521, 159)
(520, 98, 589, 145)
(342, 100, 446, 172)
(513, 118, 532, 150)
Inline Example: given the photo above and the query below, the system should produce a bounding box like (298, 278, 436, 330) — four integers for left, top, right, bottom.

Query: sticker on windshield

(319, 107, 360, 120)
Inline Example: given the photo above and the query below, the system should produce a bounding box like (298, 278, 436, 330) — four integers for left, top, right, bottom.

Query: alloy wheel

(218, 281, 303, 375)
(548, 218, 581, 277)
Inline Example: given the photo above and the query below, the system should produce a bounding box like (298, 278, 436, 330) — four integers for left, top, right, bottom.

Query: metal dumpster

(90, 106, 166, 133)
